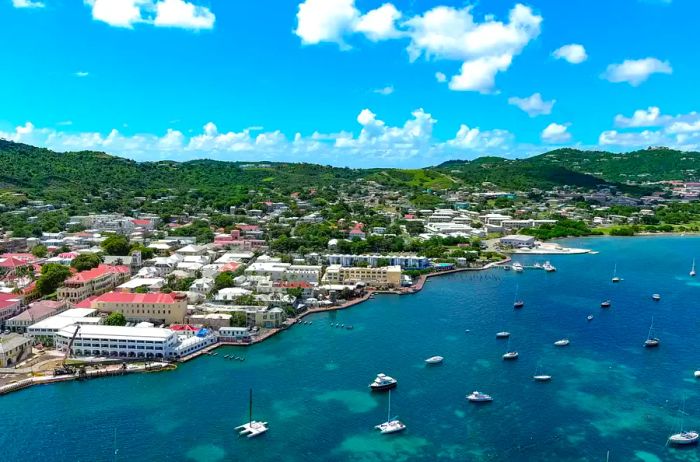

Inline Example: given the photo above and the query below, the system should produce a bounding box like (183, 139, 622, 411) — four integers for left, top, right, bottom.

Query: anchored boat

(235, 389, 269, 438)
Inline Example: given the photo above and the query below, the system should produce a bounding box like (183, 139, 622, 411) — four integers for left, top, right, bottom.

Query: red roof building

(57, 264, 131, 304)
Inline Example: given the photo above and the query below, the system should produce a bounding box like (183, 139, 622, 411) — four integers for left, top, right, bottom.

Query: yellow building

(88, 292, 187, 325)
(322, 265, 402, 288)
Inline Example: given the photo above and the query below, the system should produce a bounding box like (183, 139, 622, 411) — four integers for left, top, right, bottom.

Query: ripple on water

(333, 433, 430, 462)
(185, 444, 226, 462)
(314, 390, 379, 413)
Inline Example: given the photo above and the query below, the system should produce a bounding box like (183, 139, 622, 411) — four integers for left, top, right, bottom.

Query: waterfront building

(499, 235, 536, 248)
(322, 265, 402, 288)
(57, 264, 131, 304)
(217, 326, 253, 342)
(5, 300, 67, 333)
(27, 309, 102, 341)
(87, 292, 188, 325)
(0, 333, 32, 367)
(325, 254, 429, 269)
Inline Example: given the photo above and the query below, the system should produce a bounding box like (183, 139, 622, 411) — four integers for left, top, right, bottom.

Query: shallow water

(2, 236, 700, 461)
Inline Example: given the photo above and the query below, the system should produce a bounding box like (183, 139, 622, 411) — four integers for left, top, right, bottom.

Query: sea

(2, 236, 700, 462)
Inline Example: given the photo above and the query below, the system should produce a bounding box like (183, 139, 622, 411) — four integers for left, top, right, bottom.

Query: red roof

(91, 292, 182, 305)
(131, 219, 151, 226)
(0, 257, 30, 268)
(170, 324, 198, 332)
(65, 264, 129, 284)
(220, 262, 241, 272)
(275, 281, 312, 289)
(0, 294, 21, 310)
(74, 295, 98, 308)
(237, 225, 260, 232)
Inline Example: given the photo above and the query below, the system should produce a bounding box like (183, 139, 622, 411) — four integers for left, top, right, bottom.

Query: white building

(27, 309, 102, 341)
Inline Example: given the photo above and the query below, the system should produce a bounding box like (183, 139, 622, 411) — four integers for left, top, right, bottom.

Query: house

(116, 277, 165, 293)
(499, 235, 536, 248)
(0, 333, 32, 367)
(214, 287, 253, 302)
(217, 326, 253, 342)
(348, 223, 366, 240)
(57, 264, 131, 304)
(189, 277, 215, 295)
(5, 300, 67, 333)
(0, 293, 23, 324)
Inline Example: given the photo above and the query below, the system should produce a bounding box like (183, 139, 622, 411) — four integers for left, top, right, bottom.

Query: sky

(1, 0, 699, 167)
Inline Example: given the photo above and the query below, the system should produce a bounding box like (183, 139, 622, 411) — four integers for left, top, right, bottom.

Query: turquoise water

(3, 236, 700, 461)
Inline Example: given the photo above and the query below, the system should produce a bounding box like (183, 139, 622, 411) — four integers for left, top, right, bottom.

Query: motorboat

(668, 431, 699, 446)
(554, 339, 570, 347)
(543, 261, 556, 272)
(424, 356, 444, 364)
(369, 373, 397, 391)
(611, 264, 621, 283)
(533, 374, 552, 382)
(512, 262, 524, 272)
(644, 317, 660, 348)
(695, 371, 700, 378)
(503, 351, 519, 360)
(652, 294, 661, 301)
(587, 315, 594, 321)
(496, 331, 511, 339)
(513, 300, 525, 309)
(467, 391, 493, 403)
(691, 258, 696, 277)
(375, 390, 406, 434)
(504, 265, 511, 271)
(601, 300, 611, 308)
(235, 389, 269, 438)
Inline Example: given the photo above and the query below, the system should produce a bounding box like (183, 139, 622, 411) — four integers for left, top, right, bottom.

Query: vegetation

(35, 263, 71, 296)
(104, 312, 127, 326)
(31, 244, 48, 258)
(101, 235, 131, 256)
(70, 253, 102, 271)
(522, 219, 601, 240)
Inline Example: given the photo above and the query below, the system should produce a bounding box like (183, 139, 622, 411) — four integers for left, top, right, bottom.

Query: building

(218, 326, 253, 342)
(0, 333, 32, 367)
(57, 264, 131, 304)
(499, 235, 536, 248)
(322, 265, 402, 288)
(88, 292, 188, 325)
(325, 254, 429, 269)
(27, 309, 102, 341)
(55, 325, 178, 359)
(188, 313, 232, 330)
(5, 300, 67, 333)
(0, 293, 23, 325)
(116, 277, 165, 293)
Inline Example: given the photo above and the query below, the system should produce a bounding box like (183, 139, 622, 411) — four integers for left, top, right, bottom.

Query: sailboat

(643, 317, 660, 348)
(668, 399, 699, 446)
(502, 337, 519, 360)
(611, 264, 621, 283)
(533, 363, 552, 382)
(375, 390, 406, 434)
(513, 284, 524, 309)
(691, 259, 697, 277)
(235, 389, 269, 438)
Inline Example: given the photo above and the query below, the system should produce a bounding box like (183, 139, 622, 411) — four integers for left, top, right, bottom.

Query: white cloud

(541, 122, 571, 143)
(85, 0, 215, 30)
(614, 106, 666, 128)
(373, 85, 394, 95)
(295, 1, 542, 93)
(435, 72, 447, 83)
(552, 44, 587, 64)
(12, 0, 45, 8)
(601, 107, 700, 150)
(75, 71, 90, 78)
(0, 109, 522, 166)
(508, 92, 555, 116)
(602, 57, 672, 86)
(153, 0, 215, 30)
(355, 3, 402, 41)
(598, 129, 664, 146)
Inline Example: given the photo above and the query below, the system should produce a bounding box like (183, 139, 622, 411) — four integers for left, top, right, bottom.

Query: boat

(694, 371, 700, 378)
(346, 325, 354, 330)
(554, 339, 570, 347)
(691, 259, 696, 277)
(467, 391, 493, 403)
(611, 264, 621, 283)
(513, 284, 524, 309)
(533, 363, 552, 382)
(235, 389, 269, 438)
(369, 373, 397, 391)
(502, 338, 518, 360)
(512, 262, 524, 272)
(601, 300, 611, 308)
(644, 317, 660, 348)
(496, 331, 511, 339)
(587, 315, 594, 321)
(374, 390, 406, 434)
(543, 261, 556, 272)
(424, 356, 444, 364)
(668, 399, 699, 446)
(652, 294, 661, 301)
(503, 265, 512, 271)
(533, 262, 542, 269)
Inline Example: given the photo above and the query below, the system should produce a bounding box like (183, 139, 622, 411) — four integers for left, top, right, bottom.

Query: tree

(230, 312, 247, 327)
(31, 245, 48, 258)
(101, 235, 131, 256)
(35, 263, 72, 296)
(286, 287, 304, 299)
(71, 253, 102, 272)
(215, 272, 236, 290)
(129, 243, 154, 260)
(104, 312, 127, 326)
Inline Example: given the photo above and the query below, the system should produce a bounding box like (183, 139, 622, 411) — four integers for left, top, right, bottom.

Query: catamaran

(374, 390, 406, 434)
(644, 317, 660, 348)
(235, 389, 269, 438)
(691, 259, 696, 277)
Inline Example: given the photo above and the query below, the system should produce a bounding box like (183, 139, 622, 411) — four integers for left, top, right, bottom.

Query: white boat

(425, 356, 443, 364)
(694, 371, 700, 378)
(543, 261, 556, 272)
(512, 262, 524, 272)
(496, 331, 511, 339)
(502, 339, 518, 360)
(513, 284, 524, 309)
(652, 294, 661, 301)
(554, 339, 570, 347)
(644, 317, 660, 348)
(375, 390, 406, 434)
(467, 391, 493, 403)
(587, 315, 594, 321)
(668, 400, 699, 446)
(600, 300, 611, 308)
(611, 264, 621, 283)
(533, 364, 552, 382)
(691, 258, 696, 277)
(369, 373, 397, 391)
(235, 389, 269, 438)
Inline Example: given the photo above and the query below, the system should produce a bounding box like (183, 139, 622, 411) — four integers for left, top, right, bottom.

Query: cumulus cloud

(602, 107, 700, 150)
(295, 1, 542, 93)
(552, 44, 587, 64)
(602, 57, 672, 86)
(85, 0, 215, 30)
(373, 85, 394, 95)
(12, 0, 45, 8)
(508, 93, 555, 116)
(0, 109, 520, 166)
(541, 123, 571, 143)
(75, 71, 90, 78)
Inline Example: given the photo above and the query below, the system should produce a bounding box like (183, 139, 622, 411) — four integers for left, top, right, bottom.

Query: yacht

(543, 261, 556, 272)
(467, 391, 493, 403)
(669, 431, 699, 446)
(502, 338, 518, 360)
(694, 371, 700, 378)
(611, 264, 621, 283)
(235, 389, 269, 438)
(513, 284, 524, 309)
(600, 300, 611, 308)
(424, 356, 444, 364)
(652, 294, 661, 301)
(644, 317, 660, 348)
(369, 373, 397, 391)
(587, 315, 594, 321)
(496, 331, 511, 339)
(512, 262, 524, 273)
(533, 364, 552, 382)
(691, 259, 696, 277)
(554, 339, 570, 347)
(375, 390, 406, 434)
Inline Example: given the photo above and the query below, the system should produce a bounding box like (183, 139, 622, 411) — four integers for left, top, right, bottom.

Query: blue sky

(1, 0, 699, 167)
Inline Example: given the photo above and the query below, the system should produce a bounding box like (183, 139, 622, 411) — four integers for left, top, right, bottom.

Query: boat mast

(387, 390, 391, 423)
(249, 388, 253, 424)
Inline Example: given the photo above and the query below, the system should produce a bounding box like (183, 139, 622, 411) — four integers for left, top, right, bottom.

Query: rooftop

(90, 292, 184, 305)
(57, 324, 176, 341)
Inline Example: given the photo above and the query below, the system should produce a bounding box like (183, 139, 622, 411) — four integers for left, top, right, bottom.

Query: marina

(2, 236, 700, 461)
